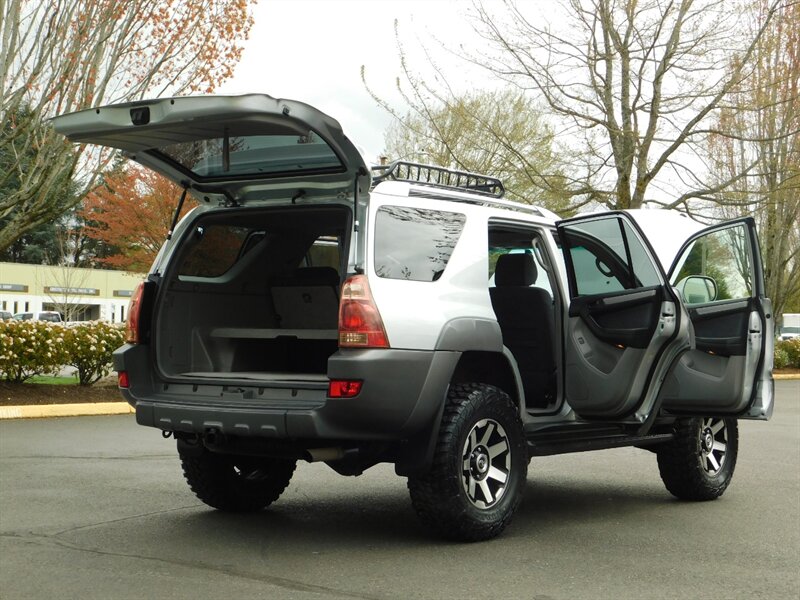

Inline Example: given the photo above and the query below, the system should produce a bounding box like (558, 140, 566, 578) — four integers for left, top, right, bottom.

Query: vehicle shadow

(171, 474, 673, 548)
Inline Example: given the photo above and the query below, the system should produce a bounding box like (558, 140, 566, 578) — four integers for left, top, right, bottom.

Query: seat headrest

(494, 253, 537, 287)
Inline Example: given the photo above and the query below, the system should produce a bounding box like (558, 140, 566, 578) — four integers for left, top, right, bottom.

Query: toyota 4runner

(54, 95, 774, 541)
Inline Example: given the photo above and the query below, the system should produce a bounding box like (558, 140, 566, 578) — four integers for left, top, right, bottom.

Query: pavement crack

(1, 531, 383, 600)
(50, 505, 202, 536)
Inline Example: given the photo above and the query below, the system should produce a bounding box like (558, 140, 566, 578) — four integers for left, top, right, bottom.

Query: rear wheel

(656, 417, 738, 501)
(408, 383, 527, 542)
(180, 448, 296, 512)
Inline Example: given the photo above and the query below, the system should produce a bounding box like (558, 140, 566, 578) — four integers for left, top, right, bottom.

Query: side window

(374, 206, 466, 282)
(178, 225, 250, 278)
(622, 220, 661, 287)
(561, 216, 661, 297)
(671, 223, 752, 305)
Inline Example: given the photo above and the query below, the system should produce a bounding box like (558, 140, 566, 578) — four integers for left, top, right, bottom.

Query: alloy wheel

(699, 418, 728, 475)
(461, 418, 512, 509)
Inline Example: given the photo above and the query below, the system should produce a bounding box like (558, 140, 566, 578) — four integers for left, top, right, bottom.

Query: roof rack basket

(371, 160, 505, 198)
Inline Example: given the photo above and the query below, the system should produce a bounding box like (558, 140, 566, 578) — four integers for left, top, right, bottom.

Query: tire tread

(408, 383, 526, 542)
(180, 452, 296, 512)
(656, 417, 738, 501)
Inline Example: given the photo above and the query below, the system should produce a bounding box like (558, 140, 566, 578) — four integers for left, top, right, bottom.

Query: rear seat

(270, 266, 340, 329)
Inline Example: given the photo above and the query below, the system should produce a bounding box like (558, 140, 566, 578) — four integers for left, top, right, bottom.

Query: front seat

(489, 253, 556, 408)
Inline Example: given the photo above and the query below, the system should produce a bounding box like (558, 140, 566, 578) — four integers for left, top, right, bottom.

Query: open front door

(557, 213, 690, 421)
(661, 218, 774, 420)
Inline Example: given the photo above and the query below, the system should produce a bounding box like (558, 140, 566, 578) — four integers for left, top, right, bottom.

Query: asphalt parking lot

(1, 381, 798, 600)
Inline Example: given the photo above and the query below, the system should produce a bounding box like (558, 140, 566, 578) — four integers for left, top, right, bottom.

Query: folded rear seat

(270, 266, 340, 329)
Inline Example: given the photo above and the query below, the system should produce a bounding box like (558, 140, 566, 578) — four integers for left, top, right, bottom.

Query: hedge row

(0, 320, 126, 385)
(0, 320, 798, 386)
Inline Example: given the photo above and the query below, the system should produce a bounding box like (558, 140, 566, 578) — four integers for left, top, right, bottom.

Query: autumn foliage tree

(0, 0, 255, 252)
(80, 165, 197, 271)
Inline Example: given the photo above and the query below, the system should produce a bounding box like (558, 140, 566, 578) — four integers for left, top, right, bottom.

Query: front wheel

(408, 383, 528, 542)
(656, 417, 738, 501)
(180, 448, 296, 512)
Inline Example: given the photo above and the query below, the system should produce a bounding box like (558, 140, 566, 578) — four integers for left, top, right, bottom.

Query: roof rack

(371, 160, 505, 198)
(405, 187, 549, 218)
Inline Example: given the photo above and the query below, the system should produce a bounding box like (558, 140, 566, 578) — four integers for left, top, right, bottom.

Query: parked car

(0, 311, 12, 320)
(779, 313, 800, 340)
(53, 95, 774, 541)
(12, 311, 63, 323)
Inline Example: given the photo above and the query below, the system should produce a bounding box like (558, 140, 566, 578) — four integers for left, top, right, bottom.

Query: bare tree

(41, 267, 92, 322)
(0, 0, 256, 252)
(37, 225, 92, 321)
(373, 84, 572, 210)
(467, 0, 783, 210)
(362, 23, 575, 211)
(706, 0, 800, 323)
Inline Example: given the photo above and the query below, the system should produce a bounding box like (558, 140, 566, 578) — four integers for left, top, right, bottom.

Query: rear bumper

(114, 344, 458, 441)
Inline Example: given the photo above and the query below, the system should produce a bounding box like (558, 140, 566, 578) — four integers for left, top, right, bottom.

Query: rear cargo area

(154, 205, 350, 382)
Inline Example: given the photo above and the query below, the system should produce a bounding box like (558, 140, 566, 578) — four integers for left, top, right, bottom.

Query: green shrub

(62, 322, 126, 385)
(774, 345, 790, 369)
(776, 338, 800, 369)
(0, 320, 68, 383)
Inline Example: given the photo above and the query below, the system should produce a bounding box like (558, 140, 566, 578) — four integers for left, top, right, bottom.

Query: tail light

(125, 282, 145, 343)
(328, 379, 363, 398)
(125, 280, 155, 344)
(338, 275, 389, 348)
(118, 371, 130, 388)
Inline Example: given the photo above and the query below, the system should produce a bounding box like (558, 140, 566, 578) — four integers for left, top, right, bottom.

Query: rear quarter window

(177, 225, 251, 278)
(373, 206, 466, 282)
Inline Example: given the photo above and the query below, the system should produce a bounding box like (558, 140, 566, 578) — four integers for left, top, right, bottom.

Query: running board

(526, 430, 674, 457)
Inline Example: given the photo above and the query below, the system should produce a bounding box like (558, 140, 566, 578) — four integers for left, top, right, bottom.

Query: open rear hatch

(53, 95, 371, 384)
(51, 94, 371, 205)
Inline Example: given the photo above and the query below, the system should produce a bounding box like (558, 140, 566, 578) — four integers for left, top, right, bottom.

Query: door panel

(557, 213, 687, 421)
(662, 218, 773, 419)
(658, 305, 762, 415)
(690, 299, 750, 355)
(569, 287, 662, 348)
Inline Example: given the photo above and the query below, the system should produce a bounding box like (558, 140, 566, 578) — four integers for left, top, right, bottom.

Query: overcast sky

(218, 0, 484, 163)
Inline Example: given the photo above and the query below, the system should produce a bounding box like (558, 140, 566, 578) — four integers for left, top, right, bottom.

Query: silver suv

(54, 95, 774, 541)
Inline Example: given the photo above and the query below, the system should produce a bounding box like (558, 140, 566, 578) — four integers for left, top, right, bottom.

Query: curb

(773, 374, 800, 380)
(0, 402, 134, 420)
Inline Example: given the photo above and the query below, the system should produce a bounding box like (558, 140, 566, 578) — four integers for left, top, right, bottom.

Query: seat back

(271, 267, 340, 329)
(489, 253, 555, 406)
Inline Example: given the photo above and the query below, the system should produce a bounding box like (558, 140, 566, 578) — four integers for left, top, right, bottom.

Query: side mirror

(675, 276, 718, 304)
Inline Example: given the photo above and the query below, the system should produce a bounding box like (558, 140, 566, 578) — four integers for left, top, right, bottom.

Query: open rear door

(660, 218, 774, 420)
(51, 94, 371, 206)
(556, 213, 691, 422)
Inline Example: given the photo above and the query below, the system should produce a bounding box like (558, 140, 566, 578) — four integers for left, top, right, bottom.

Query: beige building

(0, 262, 145, 322)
